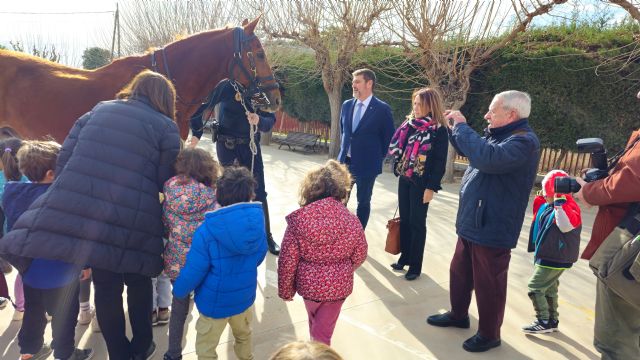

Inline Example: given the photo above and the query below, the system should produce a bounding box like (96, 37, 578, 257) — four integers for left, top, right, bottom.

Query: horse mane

(0, 49, 88, 74)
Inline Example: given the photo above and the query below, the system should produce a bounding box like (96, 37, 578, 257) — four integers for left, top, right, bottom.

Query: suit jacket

(337, 96, 395, 177)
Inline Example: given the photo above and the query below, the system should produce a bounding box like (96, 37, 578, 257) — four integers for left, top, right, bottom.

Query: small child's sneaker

(12, 310, 24, 321)
(522, 318, 557, 334)
(156, 308, 170, 325)
(0, 297, 8, 310)
(19, 343, 52, 360)
(78, 307, 94, 325)
(151, 309, 159, 326)
(55, 348, 94, 360)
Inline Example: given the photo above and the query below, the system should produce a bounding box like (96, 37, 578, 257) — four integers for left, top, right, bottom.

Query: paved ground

(0, 139, 601, 360)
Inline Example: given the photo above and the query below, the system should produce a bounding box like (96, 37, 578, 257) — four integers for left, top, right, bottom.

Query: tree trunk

(442, 99, 467, 183)
(327, 87, 343, 159)
(443, 143, 457, 183)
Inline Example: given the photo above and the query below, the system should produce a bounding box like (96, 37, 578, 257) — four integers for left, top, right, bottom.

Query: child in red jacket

(523, 170, 582, 334)
(278, 160, 368, 345)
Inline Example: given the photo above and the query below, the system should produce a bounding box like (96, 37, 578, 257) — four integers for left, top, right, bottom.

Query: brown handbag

(385, 207, 401, 255)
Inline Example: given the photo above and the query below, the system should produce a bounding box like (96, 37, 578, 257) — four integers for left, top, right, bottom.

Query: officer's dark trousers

(216, 140, 272, 236)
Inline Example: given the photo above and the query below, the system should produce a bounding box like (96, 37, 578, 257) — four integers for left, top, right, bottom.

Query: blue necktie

(353, 102, 364, 130)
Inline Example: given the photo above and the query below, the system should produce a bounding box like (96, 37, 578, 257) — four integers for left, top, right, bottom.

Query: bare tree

(385, 0, 568, 182)
(10, 40, 62, 63)
(606, 0, 640, 21)
(118, 0, 242, 54)
(256, 0, 391, 158)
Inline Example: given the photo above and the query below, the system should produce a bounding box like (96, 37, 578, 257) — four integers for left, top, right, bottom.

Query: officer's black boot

(262, 199, 280, 255)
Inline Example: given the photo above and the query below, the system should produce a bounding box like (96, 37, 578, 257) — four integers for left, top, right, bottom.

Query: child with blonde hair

(162, 147, 221, 360)
(278, 160, 367, 345)
(269, 341, 343, 360)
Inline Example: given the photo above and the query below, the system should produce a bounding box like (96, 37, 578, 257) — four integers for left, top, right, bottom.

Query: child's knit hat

(541, 169, 569, 197)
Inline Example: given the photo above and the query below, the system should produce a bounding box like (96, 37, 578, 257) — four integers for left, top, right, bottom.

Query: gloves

(553, 195, 567, 207)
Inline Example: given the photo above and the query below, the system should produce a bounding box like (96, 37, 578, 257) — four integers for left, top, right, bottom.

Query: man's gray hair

(495, 90, 531, 119)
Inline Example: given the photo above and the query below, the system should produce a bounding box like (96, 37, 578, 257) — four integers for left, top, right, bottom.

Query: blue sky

(0, 0, 117, 66)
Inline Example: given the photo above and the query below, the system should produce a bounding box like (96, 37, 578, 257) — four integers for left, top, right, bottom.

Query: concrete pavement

(0, 140, 600, 359)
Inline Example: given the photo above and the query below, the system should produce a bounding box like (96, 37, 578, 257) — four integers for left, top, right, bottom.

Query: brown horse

(0, 17, 281, 142)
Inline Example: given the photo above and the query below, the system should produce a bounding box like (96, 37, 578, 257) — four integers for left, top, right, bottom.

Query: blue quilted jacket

(450, 119, 540, 249)
(173, 202, 267, 318)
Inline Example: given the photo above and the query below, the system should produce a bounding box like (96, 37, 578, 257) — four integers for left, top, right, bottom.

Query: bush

(269, 23, 640, 151)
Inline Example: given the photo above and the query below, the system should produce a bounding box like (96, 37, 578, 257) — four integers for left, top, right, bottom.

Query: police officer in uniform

(188, 79, 280, 255)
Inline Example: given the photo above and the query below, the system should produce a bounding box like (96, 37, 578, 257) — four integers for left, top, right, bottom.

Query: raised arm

(452, 123, 538, 174)
(582, 148, 640, 206)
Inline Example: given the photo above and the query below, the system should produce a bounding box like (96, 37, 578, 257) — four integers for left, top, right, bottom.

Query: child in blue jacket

(173, 166, 267, 359)
(3, 140, 92, 360)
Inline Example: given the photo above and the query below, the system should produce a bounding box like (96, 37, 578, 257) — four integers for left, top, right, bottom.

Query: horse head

(229, 16, 281, 113)
(158, 16, 282, 138)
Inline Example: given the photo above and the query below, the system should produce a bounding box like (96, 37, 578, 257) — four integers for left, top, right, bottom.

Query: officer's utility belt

(219, 134, 250, 150)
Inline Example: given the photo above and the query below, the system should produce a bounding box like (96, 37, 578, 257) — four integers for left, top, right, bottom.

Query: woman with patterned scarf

(387, 88, 449, 280)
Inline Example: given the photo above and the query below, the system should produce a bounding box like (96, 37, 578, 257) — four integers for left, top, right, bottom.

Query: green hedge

(269, 24, 640, 151)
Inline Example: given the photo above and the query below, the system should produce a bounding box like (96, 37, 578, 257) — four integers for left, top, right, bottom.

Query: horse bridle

(227, 27, 279, 109)
(149, 27, 279, 109)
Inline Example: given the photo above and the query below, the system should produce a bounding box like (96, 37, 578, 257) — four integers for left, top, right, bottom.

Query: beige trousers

(195, 306, 254, 360)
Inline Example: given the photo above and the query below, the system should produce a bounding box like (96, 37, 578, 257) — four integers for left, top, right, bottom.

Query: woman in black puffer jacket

(0, 70, 181, 360)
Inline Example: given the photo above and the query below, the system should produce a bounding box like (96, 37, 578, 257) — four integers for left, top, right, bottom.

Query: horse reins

(150, 27, 279, 174)
(150, 49, 204, 107)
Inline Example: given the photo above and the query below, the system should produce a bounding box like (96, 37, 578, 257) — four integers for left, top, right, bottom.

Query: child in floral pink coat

(162, 148, 220, 360)
(278, 160, 368, 345)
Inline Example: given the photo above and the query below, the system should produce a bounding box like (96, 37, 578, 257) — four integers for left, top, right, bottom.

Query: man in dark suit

(338, 68, 395, 229)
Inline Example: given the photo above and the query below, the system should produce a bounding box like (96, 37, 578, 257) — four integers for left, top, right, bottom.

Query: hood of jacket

(3, 182, 50, 232)
(202, 202, 265, 255)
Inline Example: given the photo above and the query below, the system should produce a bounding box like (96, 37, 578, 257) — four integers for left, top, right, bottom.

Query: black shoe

(132, 342, 156, 360)
(462, 333, 501, 352)
(549, 318, 559, 330)
(63, 348, 94, 360)
(405, 273, 420, 281)
(426, 311, 470, 328)
(163, 353, 182, 360)
(267, 235, 280, 255)
(522, 318, 557, 334)
(390, 263, 405, 271)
